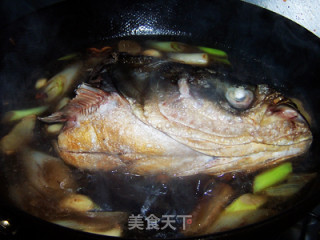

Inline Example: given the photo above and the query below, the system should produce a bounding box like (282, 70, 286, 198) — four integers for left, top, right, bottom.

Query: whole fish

(42, 53, 312, 176)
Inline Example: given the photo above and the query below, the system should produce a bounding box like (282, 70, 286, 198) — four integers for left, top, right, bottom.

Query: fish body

(43, 53, 312, 176)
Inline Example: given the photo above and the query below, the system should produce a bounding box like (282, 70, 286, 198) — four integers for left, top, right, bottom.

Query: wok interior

(1, 0, 320, 239)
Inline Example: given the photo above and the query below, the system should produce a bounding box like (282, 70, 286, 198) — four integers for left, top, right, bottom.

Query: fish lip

(276, 99, 299, 110)
(255, 107, 312, 146)
(269, 104, 306, 119)
(265, 95, 310, 125)
(259, 136, 313, 147)
(204, 139, 312, 173)
(255, 132, 313, 147)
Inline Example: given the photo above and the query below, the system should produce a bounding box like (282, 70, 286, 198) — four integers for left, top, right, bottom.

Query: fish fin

(39, 83, 109, 122)
(68, 83, 108, 116)
(38, 112, 68, 123)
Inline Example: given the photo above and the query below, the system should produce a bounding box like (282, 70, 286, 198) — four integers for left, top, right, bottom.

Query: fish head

(141, 64, 313, 173)
(246, 85, 312, 159)
(189, 77, 313, 173)
(41, 55, 313, 175)
(249, 85, 312, 145)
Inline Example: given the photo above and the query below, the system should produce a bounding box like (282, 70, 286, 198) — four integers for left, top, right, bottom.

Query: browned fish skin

(57, 84, 212, 176)
(49, 54, 312, 176)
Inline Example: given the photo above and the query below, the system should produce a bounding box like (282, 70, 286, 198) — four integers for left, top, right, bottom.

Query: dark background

(0, 0, 64, 28)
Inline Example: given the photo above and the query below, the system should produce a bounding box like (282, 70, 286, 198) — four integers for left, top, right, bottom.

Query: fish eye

(225, 86, 254, 109)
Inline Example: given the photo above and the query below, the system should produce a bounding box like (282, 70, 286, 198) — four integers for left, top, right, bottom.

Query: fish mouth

(266, 103, 308, 124)
(262, 134, 312, 146)
(256, 100, 313, 147)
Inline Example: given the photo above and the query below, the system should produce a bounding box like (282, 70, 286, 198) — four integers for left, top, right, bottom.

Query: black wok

(1, 0, 320, 239)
